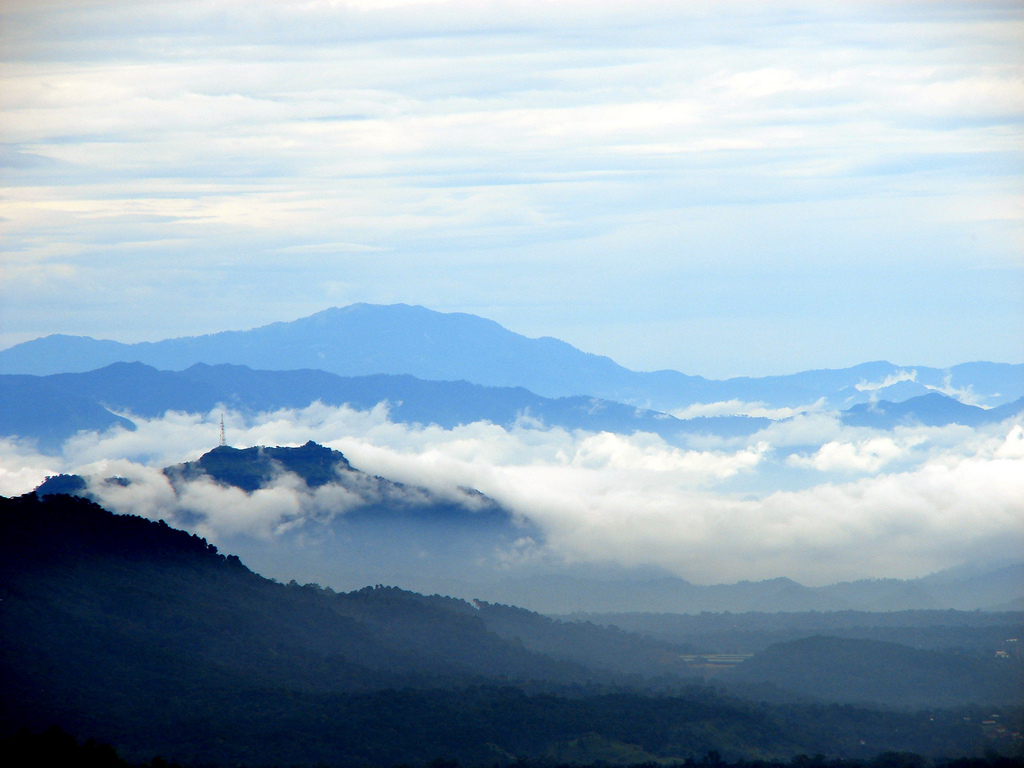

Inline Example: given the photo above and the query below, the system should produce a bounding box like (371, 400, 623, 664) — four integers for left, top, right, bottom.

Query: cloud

(670, 398, 827, 420)
(855, 369, 917, 393)
(924, 373, 988, 407)
(787, 435, 918, 473)
(738, 412, 848, 449)
(4, 401, 1022, 586)
(1, 0, 1021, 376)
(0, 438, 63, 497)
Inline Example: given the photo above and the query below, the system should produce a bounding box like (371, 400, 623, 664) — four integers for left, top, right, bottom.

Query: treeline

(2, 726, 1023, 768)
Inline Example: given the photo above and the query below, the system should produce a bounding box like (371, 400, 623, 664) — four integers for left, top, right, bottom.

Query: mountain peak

(2, 304, 1022, 410)
(166, 441, 355, 493)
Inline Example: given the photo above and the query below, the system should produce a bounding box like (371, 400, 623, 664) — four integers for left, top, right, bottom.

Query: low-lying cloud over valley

(2, 401, 1021, 588)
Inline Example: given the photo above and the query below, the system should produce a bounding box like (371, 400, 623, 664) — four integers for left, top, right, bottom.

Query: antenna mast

(219, 415, 226, 447)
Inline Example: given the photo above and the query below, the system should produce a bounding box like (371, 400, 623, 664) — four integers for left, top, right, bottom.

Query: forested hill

(1, 494, 1019, 766)
(2, 489, 230, 569)
(160, 440, 512, 525)
(0, 492, 588, 693)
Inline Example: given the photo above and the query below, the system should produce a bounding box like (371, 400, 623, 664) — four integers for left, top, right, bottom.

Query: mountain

(0, 493, 1011, 764)
(841, 392, 1024, 429)
(475, 562, 1024, 615)
(0, 374, 135, 446)
(37, 441, 535, 596)
(4, 361, 762, 450)
(2, 303, 1020, 409)
(6, 361, 1021, 452)
(572, 609, 1024, 657)
(162, 440, 511, 526)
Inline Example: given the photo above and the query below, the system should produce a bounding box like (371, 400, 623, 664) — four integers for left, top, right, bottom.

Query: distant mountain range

(486, 565, 1024, 615)
(35, 442, 1024, 614)
(3, 362, 1021, 450)
(728, 635, 1022, 709)
(3, 361, 761, 449)
(3, 303, 1021, 410)
(840, 391, 1024, 429)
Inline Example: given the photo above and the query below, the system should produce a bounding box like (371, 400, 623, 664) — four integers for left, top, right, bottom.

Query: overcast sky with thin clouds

(1, 0, 1022, 378)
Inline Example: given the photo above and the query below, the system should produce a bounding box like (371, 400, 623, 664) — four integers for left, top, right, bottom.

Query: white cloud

(6, 401, 1022, 586)
(924, 373, 987, 407)
(854, 369, 918, 393)
(787, 435, 917, 473)
(77, 460, 179, 521)
(744, 412, 847, 449)
(671, 398, 826, 420)
(0, 438, 63, 497)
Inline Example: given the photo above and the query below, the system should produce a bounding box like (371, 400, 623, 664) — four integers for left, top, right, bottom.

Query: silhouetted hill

(0, 493, 1014, 765)
(474, 600, 705, 675)
(2, 304, 1020, 409)
(163, 440, 512, 525)
(168, 440, 356, 492)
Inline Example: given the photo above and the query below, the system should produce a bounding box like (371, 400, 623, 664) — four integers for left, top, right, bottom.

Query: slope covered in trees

(1, 494, 1020, 766)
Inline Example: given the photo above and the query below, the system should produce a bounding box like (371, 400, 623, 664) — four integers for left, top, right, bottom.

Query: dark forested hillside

(474, 600, 705, 675)
(0, 492, 582, 695)
(1, 493, 1021, 766)
(730, 636, 1023, 709)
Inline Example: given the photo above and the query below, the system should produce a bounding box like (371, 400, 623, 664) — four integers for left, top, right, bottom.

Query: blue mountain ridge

(840, 392, 1024, 429)
(0, 362, 767, 450)
(2, 303, 1020, 409)
(4, 362, 1021, 451)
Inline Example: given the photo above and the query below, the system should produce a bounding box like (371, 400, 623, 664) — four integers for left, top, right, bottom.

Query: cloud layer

(2, 0, 1021, 376)
(3, 401, 1021, 586)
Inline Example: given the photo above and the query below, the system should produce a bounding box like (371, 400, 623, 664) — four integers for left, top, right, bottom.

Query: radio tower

(219, 414, 226, 447)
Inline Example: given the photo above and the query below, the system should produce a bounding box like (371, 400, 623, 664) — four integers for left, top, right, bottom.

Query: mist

(3, 399, 1021, 591)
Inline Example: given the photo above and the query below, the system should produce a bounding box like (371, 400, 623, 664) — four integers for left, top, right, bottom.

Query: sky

(2, 0, 1022, 378)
